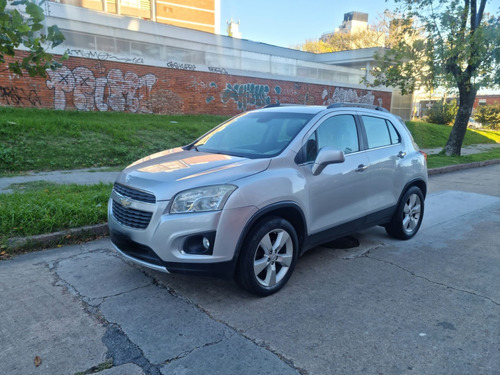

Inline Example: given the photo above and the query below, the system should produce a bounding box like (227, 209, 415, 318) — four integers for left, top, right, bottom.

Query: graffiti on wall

(208, 67, 228, 75)
(0, 86, 41, 106)
(66, 49, 144, 64)
(166, 61, 196, 71)
(46, 66, 157, 112)
(322, 88, 380, 106)
(221, 83, 272, 110)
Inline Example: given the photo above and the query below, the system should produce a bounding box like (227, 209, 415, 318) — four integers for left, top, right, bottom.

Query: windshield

(194, 111, 314, 158)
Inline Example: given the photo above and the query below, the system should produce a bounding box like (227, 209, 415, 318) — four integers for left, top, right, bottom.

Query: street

(1, 165, 499, 375)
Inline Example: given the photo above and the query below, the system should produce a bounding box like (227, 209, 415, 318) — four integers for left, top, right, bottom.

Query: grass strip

(427, 148, 500, 169)
(0, 182, 112, 250)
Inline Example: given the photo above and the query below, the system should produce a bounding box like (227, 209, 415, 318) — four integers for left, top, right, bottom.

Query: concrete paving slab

(160, 334, 300, 375)
(0, 256, 107, 375)
(55, 250, 153, 305)
(98, 284, 232, 365)
(100, 363, 146, 375)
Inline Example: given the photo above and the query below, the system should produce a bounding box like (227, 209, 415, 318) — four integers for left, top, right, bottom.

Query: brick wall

(473, 95, 500, 108)
(0, 53, 392, 116)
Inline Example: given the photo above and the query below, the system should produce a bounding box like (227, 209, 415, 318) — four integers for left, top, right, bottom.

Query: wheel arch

(232, 201, 307, 275)
(401, 178, 427, 201)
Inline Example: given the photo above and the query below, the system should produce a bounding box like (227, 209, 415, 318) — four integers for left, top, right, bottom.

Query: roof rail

(262, 103, 301, 108)
(327, 102, 389, 113)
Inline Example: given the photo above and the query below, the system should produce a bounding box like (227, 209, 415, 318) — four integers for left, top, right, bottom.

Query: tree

(298, 11, 403, 53)
(0, 0, 65, 77)
(369, 0, 500, 156)
(474, 103, 500, 129)
(299, 26, 386, 53)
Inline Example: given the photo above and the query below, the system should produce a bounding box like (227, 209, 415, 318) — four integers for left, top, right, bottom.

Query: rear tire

(385, 186, 424, 240)
(237, 217, 298, 296)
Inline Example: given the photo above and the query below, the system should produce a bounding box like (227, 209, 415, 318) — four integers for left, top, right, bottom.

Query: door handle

(355, 164, 368, 172)
(397, 151, 407, 159)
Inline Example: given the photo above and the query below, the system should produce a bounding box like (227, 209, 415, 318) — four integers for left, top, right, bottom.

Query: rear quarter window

(362, 116, 401, 149)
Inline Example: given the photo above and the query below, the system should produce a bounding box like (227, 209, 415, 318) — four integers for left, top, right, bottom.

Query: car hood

(115, 147, 270, 201)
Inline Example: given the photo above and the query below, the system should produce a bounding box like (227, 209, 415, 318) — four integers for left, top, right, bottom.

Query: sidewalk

(0, 168, 120, 194)
(421, 142, 500, 155)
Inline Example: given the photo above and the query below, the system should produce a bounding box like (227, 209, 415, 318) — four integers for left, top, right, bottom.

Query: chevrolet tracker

(108, 103, 428, 296)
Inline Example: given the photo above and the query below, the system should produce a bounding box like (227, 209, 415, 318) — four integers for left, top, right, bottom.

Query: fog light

(183, 232, 216, 255)
(202, 237, 210, 250)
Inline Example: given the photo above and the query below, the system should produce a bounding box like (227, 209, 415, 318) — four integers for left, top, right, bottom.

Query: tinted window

(305, 115, 359, 162)
(362, 116, 400, 148)
(387, 120, 401, 144)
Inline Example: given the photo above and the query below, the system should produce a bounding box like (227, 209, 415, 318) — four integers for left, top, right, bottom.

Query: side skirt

(301, 206, 396, 254)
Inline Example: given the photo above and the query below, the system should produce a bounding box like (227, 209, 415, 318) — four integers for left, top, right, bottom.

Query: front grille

(112, 200, 153, 229)
(113, 183, 156, 204)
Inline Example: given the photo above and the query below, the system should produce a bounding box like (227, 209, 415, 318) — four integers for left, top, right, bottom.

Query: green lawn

(0, 107, 228, 176)
(406, 120, 498, 148)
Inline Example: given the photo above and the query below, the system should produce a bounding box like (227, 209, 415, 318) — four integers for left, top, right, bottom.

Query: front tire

(385, 186, 424, 240)
(237, 217, 298, 296)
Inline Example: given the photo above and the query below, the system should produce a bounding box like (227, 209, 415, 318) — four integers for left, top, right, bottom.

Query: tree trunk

(444, 85, 477, 156)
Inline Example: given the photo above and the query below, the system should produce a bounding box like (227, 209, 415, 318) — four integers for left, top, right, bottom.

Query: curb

(4, 159, 500, 253)
(427, 158, 500, 175)
(5, 224, 109, 253)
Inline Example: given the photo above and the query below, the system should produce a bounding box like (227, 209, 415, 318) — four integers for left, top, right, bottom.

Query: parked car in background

(468, 117, 482, 129)
(108, 103, 428, 296)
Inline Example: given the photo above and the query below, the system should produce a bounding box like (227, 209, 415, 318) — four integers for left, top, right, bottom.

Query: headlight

(170, 185, 237, 214)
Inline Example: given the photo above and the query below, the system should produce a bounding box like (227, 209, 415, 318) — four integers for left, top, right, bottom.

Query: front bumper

(108, 197, 257, 278)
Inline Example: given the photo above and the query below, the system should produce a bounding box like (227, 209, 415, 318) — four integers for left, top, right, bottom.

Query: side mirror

(311, 147, 345, 176)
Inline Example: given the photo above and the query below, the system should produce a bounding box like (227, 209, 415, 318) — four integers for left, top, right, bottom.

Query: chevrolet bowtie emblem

(120, 197, 132, 208)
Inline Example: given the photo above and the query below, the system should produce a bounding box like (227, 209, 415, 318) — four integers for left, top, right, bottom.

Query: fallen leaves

(34, 356, 42, 367)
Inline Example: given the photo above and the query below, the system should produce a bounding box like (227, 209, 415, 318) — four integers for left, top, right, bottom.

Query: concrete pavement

(1, 164, 499, 374)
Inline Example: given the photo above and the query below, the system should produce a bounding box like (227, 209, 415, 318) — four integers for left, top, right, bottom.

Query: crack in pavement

(163, 330, 233, 365)
(341, 243, 385, 260)
(44, 256, 161, 374)
(41, 244, 305, 374)
(367, 255, 500, 307)
(138, 267, 306, 375)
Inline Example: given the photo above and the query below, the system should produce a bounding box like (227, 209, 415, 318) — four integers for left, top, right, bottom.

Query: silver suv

(108, 104, 427, 295)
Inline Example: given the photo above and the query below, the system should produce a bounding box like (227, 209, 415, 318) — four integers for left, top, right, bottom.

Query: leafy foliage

(474, 103, 500, 130)
(0, 0, 66, 77)
(300, 29, 385, 53)
(369, 0, 500, 156)
(426, 100, 458, 125)
(298, 10, 396, 53)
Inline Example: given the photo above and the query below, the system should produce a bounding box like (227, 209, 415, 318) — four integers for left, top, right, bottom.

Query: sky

(220, 0, 397, 48)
